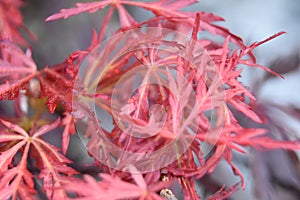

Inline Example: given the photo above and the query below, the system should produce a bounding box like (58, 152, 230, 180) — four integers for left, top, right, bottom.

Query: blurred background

(22, 0, 300, 199)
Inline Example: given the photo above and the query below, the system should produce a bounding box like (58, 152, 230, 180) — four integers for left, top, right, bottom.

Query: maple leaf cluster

(0, 0, 299, 199)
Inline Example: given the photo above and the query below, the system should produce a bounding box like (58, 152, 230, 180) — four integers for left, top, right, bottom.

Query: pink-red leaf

(228, 98, 264, 123)
(61, 113, 75, 155)
(0, 40, 36, 100)
(32, 118, 60, 138)
(0, 143, 36, 200)
(0, 119, 28, 137)
(0, 140, 26, 172)
(45, 1, 111, 21)
(66, 171, 168, 199)
(207, 182, 240, 200)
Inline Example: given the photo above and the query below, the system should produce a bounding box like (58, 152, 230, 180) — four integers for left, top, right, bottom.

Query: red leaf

(65, 167, 169, 199)
(207, 182, 240, 200)
(116, 3, 138, 27)
(32, 134, 78, 199)
(61, 113, 75, 155)
(0, 119, 77, 199)
(38, 67, 74, 113)
(0, 143, 36, 200)
(45, 1, 111, 21)
(0, 119, 28, 137)
(0, 140, 27, 172)
(32, 118, 60, 138)
(228, 98, 264, 123)
(0, 40, 36, 100)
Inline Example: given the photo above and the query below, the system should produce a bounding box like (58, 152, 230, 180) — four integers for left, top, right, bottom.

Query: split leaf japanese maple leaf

(45, 0, 196, 25)
(65, 165, 170, 199)
(0, 119, 77, 200)
(61, 112, 76, 155)
(206, 182, 240, 200)
(0, 142, 36, 200)
(37, 51, 87, 113)
(0, 40, 36, 100)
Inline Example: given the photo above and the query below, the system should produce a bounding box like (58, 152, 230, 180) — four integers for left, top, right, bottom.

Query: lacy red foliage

(0, 0, 299, 199)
